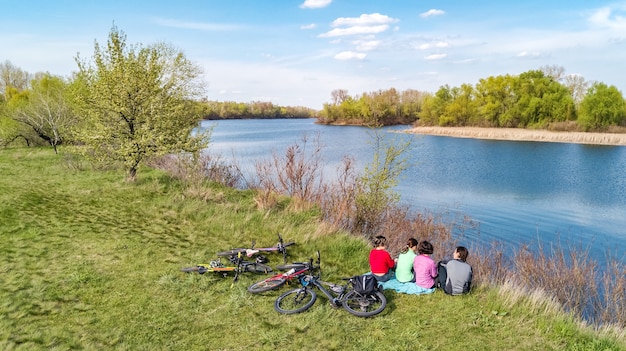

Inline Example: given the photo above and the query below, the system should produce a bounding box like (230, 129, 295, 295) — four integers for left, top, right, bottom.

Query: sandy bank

(404, 127, 626, 146)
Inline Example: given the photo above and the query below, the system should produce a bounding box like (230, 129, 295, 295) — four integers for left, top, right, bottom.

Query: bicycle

(273, 251, 387, 317)
(181, 252, 273, 282)
(247, 261, 312, 294)
(216, 233, 295, 264)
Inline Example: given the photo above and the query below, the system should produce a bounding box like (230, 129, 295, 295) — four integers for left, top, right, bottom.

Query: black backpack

(352, 274, 377, 295)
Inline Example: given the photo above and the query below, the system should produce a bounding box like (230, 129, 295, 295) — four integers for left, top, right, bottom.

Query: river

(200, 118, 626, 263)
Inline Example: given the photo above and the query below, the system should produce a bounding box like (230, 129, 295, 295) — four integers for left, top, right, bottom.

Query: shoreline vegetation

(404, 126, 626, 146)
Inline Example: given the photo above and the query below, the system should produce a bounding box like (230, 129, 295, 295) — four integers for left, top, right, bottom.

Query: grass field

(1, 147, 624, 350)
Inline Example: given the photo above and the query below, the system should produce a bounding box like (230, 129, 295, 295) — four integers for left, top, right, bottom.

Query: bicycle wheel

(341, 290, 387, 317)
(244, 262, 273, 274)
(248, 277, 287, 293)
(274, 288, 317, 314)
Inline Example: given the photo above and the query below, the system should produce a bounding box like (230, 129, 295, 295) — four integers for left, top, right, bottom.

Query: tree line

(2, 26, 626, 181)
(199, 100, 316, 120)
(319, 66, 626, 132)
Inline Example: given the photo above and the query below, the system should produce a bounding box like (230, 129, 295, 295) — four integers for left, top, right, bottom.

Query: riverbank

(405, 126, 626, 146)
(2, 147, 624, 350)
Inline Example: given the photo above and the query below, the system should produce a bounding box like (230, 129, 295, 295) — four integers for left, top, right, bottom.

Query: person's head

(401, 238, 418, 253)
(407, 238, 418, 250)
(373, 236, 387, 248)
(454, 246, 469, 262)
(417, 240, 434, 255)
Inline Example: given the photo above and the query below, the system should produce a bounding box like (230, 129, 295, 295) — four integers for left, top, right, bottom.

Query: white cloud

(334, 51, 367, 60)
(588, 6, 626, 30)
(319, 24, 390, 38)
(516, 51, 542, 59)
(301, 23, 317, 30)
(331, 13, 399, 27)
(353, 40, 381, 51)
(418, 41, 450, 50)
(300, 0, 332, 9)
(424, 53, 447, 60)
(420, 9, 445, 18)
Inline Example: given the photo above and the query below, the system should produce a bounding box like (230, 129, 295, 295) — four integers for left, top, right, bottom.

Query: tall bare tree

(0, 61, 31, 95)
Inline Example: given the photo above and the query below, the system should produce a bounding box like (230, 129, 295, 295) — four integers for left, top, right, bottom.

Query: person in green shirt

(395, 238, 418, 283)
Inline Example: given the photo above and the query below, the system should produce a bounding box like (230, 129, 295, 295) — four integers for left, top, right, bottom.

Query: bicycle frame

(298, 274, 347, 307)
(182, 252, 272, 282)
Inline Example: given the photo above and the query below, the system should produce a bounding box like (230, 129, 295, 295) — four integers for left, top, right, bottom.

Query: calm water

(201, 119, 626, 262)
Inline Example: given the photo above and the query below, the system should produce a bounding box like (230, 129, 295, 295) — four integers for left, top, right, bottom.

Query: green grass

(1, 147, 624, 351)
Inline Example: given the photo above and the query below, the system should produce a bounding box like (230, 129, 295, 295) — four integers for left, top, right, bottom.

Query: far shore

(403, 126, 626, 146)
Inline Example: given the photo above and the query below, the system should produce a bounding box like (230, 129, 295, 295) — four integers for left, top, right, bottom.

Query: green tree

(441, 84, 478, 126)
(514, 70, 575, 128)
(577, 82, 626, 131)
(354, 131, 412, 238)
(474, 75, 517, 127)
(73, 26, 208, 181)
(7, 74, 76, 153)
(418, 85, 453, 126)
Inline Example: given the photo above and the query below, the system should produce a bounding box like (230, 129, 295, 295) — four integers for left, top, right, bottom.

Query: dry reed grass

(406, 126, 626, 146)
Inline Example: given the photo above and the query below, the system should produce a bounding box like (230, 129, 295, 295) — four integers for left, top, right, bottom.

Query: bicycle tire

(275, 288, 317, 314)
(341, 290, 387, 317)
(248, 277, 287, 294)
(181, 266, 202, 273)
(244, 263, 273, 274)
(274, 264, 307, 271)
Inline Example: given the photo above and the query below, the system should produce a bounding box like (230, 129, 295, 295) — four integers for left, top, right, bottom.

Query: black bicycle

(181, 252, 272, 282)
(274, 252, 387, 317)
(216, 233, 295, 264)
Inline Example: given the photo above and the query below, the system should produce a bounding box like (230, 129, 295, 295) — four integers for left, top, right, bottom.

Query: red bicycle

(247, 260, 313, 294)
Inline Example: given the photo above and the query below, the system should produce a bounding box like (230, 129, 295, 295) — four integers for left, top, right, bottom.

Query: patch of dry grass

(406, 126, 626, 146)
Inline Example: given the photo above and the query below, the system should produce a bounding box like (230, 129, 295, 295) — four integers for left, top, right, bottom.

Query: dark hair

(456, 246, 469, 261)
(400, 238, 418, 254)
(417, 240, 433, 255)
(373, 235, 387, 247)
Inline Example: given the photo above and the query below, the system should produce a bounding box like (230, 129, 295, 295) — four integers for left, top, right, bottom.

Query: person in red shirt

(369, 235, 395, 282)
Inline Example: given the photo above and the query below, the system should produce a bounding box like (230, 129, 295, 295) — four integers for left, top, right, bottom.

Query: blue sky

(1, 0, 625, 109)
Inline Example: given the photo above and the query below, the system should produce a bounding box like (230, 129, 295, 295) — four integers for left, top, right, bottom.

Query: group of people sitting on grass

(368, 235, 473, 296)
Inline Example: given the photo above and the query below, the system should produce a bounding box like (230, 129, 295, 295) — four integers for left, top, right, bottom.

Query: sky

(1, 0, 626, 109)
